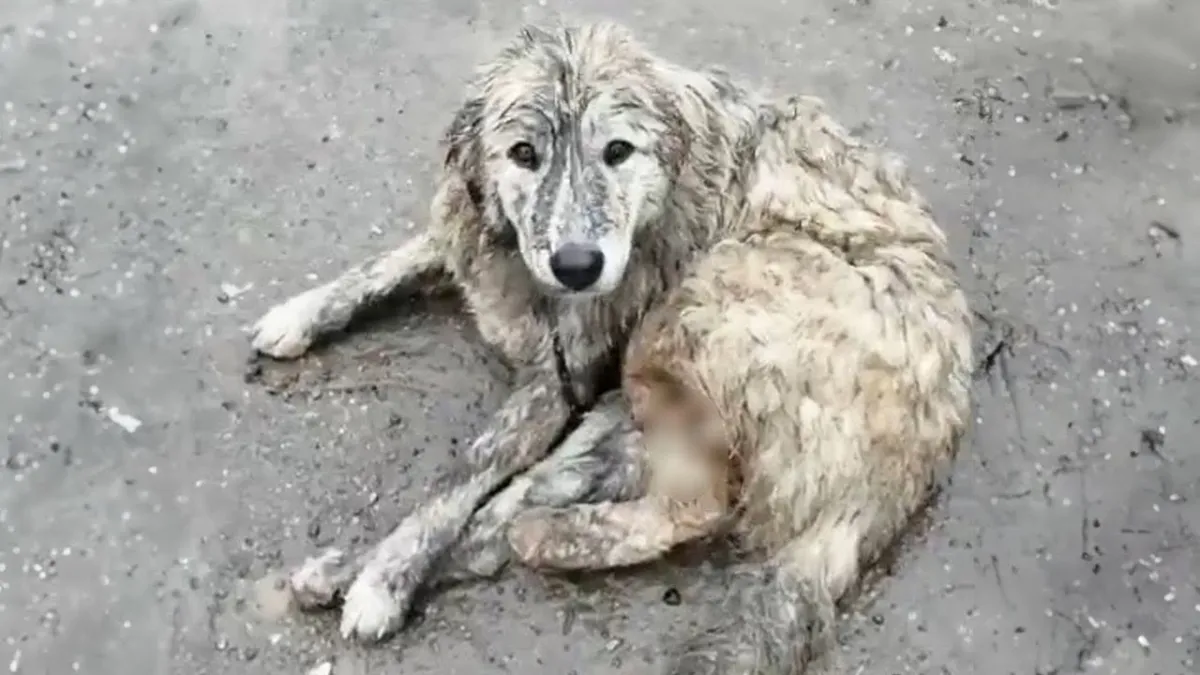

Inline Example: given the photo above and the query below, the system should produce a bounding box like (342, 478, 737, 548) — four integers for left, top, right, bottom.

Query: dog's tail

(666, 513, 873, 675)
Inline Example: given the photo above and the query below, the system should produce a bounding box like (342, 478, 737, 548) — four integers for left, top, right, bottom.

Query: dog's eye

(508, 142, 539, 170)
(602, 140, 635, 167)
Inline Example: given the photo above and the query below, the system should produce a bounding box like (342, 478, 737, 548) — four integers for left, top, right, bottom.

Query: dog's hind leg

(507, 431, 731, 572)
(666, 428, 942, 675)
(288, 547, 368, 611)
(251, 230, 449, 359)
(337, 367, 575, 641)
(288, 392, 646, 605)
(439, 391, 648, 583)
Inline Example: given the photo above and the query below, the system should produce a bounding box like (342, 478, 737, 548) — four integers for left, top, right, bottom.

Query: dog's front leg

(289, 393, 645, 602)
(251, 230, 449, 359)
(506, 429, 732, 572)
(438, 391, 649, 583)
(338, 368, 572, 641)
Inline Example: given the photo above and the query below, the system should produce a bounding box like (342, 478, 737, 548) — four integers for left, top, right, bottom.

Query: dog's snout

(549, 243, 605, 291)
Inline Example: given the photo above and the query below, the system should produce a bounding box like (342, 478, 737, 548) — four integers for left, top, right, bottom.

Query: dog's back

(633, 225, 969, 545)
(622, 96, 973, 674)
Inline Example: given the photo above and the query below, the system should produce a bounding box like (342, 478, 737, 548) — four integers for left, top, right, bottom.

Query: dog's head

(441, 23, 688, 297)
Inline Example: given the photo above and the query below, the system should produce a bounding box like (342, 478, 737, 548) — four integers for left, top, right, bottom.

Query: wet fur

(251, 21, 972, 673)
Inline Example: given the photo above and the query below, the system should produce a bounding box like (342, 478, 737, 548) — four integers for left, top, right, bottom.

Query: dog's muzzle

(549, 242, 605, 291)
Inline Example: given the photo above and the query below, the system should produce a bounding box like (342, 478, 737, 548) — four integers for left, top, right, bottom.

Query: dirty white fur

(252, 232, 448, 358)
(251, 21, 971, 671)
(511, 217, 972, 673)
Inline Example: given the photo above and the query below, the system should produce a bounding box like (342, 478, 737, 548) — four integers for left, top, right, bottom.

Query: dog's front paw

(250, 288, 330, 359)
(338, 571, 407, 642)
(289, 549, 348, 610)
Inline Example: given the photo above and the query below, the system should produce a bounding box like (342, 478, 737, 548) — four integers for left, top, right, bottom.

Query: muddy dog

(250, 21, 972, 674)
(507, 223, 972, 673)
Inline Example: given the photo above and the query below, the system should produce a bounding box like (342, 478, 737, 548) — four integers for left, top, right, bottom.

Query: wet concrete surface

(2, 0, 1199, 673)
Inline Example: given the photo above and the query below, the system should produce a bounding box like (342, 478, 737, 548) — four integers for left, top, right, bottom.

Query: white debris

(307, 662, 333, 675)
(933, 46, 957, 64)
(1180, 354, 1197, 368)
(106, 407, 143, 433)
(219, 282, 254, 300)
(0, 157, 26, 173)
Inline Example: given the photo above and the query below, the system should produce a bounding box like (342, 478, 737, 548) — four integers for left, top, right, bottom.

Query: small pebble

(1051, 89, 1092, 110)
(106, 407, 143, 433)
(1148, 220, 1181, 241)
(662, 587, 682, 605)
(218, 282, 253, 302)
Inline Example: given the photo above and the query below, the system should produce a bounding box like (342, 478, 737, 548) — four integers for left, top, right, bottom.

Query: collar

(550, 320, 585, 417)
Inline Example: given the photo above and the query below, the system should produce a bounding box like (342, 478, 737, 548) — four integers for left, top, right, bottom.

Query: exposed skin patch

(508, 373, 733, 570)
(248, 20, 972, 673)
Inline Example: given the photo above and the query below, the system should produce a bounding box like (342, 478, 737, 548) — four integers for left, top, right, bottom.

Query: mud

(1, 1, 1198, 673)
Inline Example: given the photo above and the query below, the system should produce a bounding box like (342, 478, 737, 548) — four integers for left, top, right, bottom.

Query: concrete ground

(2, 0, 1199, 673)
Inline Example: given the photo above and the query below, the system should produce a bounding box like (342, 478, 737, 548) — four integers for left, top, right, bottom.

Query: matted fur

(251, 21, 972, 674)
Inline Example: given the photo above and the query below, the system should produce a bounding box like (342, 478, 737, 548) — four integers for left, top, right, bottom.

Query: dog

(506, 196, 972, 673)
(250, 21, 972, 674)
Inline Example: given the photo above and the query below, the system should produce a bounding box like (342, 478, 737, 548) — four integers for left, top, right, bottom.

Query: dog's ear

(441, 95, 486, 210)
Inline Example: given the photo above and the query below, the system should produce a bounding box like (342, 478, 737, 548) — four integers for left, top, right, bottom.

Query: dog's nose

(549, 243, 605, 291)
